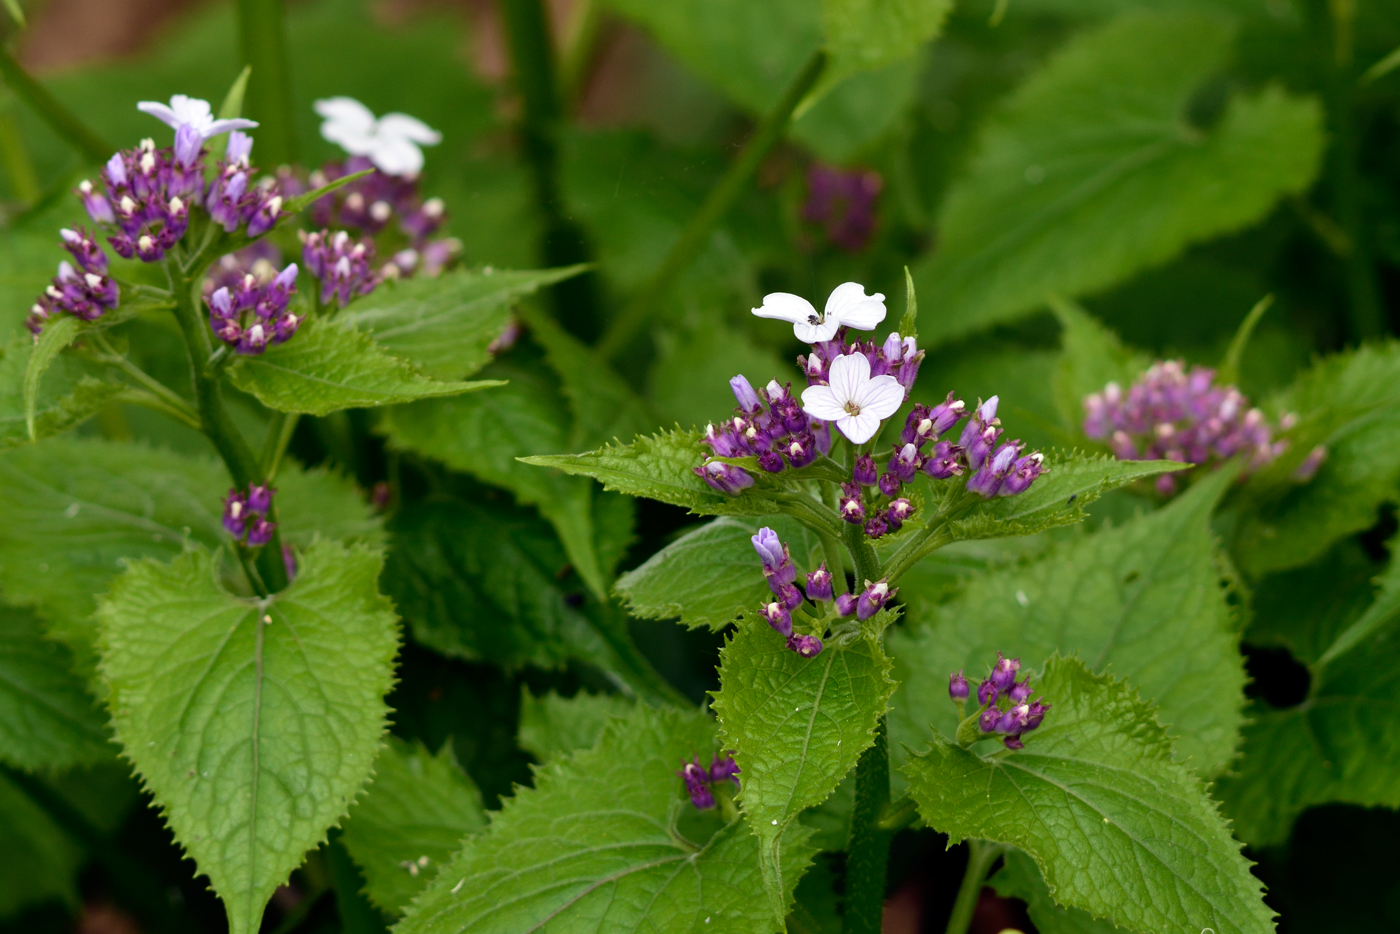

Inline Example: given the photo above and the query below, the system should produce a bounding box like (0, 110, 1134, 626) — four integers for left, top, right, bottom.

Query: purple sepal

(979, 708, 1001, 732)
(921, 441, 964, 479)
(863, 515, 889, 539)
(760, 601, 793, 638)
(1003, 736, 1025, 750)
(787, 633, 824, 657)
(878, 470, 901, 498)
(757, 450, 786, 473)
(949, 670, 969, 701)
(886, 498, 914, 530)
(856, 579, 895, 620)
(805, 564, 833, 602)
(785, 433, 818, 468)
(247, 483, 275, 513)
(222, 490, 249, 537)
(246, 517, 276, 548)
(775, 583, 804, 611)
(695, 460, 754, 494)
(678, 758, 715, 810)
(839, 482, 865, 524)
(1009, 678, 1032, 703)
(834, 593, 858, 617)
(977, 680, 998, 707)
(989, 653, 1020, 692)
(854, 455, 878, 486)
(709, 755, 740, 787)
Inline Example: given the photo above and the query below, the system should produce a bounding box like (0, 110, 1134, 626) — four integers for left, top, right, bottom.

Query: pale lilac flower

(752, 282, 886, 344)
(314, 97, 442, 177)
(800, 352, 904, 444)
(137, 94, 257, 141)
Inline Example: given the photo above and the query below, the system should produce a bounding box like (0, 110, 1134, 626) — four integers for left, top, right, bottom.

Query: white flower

(137, 94, 257, 140)
(314, 97, 442, 177)
(801, 352, 905, 444)
(752, 282, 886, 343)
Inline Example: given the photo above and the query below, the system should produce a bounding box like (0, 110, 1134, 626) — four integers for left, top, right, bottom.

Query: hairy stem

(0, 44, 110, 163)
(235, 0, 297, 165)
(597, 49, 827, 359)
(843, 519, 882, 586)
(843, 716, 892, 934)
(943, 840, 1005, 934)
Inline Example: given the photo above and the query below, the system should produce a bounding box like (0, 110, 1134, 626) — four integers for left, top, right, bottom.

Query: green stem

(877, 794, 919, 833)
(843, 519, 882, 586)
(169, 268, 289, 591)
(0, 92, 39, 203)
(843, 716, 892, 934)
(0, 44, 111, 163)
(261, 411, 301, 480)
(597, 49, 827, 359)
(817, 528, 849, 595)
(943, 840, 1005, 934)
(88, 332, 202, 427)
(235, 0, 297, 165)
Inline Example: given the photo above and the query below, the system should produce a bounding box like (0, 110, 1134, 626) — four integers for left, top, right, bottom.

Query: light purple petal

(136, 101, 180, 129)
(204, 118, 259, 138)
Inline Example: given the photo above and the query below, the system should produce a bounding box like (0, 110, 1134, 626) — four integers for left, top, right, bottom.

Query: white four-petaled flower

(752, 282, 886, 343)
(314, 97, 442, 177)
(137, 94, 257, 140)
(801, 353, 905, 444)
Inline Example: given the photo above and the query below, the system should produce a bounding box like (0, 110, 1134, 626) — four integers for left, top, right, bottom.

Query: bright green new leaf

(340, 736, 486, 915)
(822, 0, 950, 79)
(991, 849, 1122, 934)
(99, 542, 400, 934)
(519, 429, 781, 519)
(0, 438, 382, 659)
(616, 516, 825, 631)
(912, 13, 1323, 345)
(395, 705, 816, 934)
(891, 466, 1243, 779)
(383, 496, 628, 673)
(0, 605, 110, 771)
(0, 770, 83, 917)
(713, 624, 894, 923)
(903, 657, 1274, 934)
(228, 318, 501, 416)
(1049, 298, 1150, 430)
(338, 266, 586, 381)
(380, 360, 610, 597)
(516, 688, 633, 762)
(1230, 341, 1400, 576)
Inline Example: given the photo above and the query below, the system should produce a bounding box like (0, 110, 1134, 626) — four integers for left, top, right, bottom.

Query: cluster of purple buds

(207, 264, 302, 354)
(300, 229, 381, 308)
(1083, 360, 1287, 496)
(796, 328, 923, 400)
(948, 653, 1049, 750)
(694, 376, 827, 494)
(81, 138, 197, 262)
(205, 131, 286, 237)
(958, 396, 1045, 499)
(26, 229, 119, 335)
(204, 241, 284, 296)
(803, 164, 882, 253)
(222, 483, 277, 547)
(677, 754, 740, 810)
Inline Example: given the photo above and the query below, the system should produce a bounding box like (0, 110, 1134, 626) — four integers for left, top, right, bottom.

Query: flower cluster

(207, 264, 303, 355)
(206, 131, 288, 237)
(949, 653, 1049, 750)
(25, 229, 119, 334)
(89, 139, 195, 262)
(678, 754, 740, 810)
(222, 483, 277, 547)
(1083, 360, 1287, 495)
(751, 528, 897, 658)
(803, 164, 882, 253)
(693, 376, 828, 494)
(307, 156, 458, 275)
(301, 229, 381, 307)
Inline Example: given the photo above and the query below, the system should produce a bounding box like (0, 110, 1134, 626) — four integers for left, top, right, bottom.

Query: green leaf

(380, 360, 611, 598)
(1049, 298, 1150, 431)
(24, 315, 81, 440)
(911, 12, 1324, 346)
(903, 656, 1273, 934)
(337, 266, 586, 381)
(1244, 539, 1377, 667)
(227, 318, 501, 416)
(616, 516, 825, 631)
(217, 65, 252, 120)
(382, 496, 631, 673)
(0, 438, 382, 661)
(821, 0, 950, 78)
(890, 466, 1244, 780)
(991, 849, 1122, 934)
(395, 704, 817, 934)
(281, 168, 374, 217)
(0, 332, 124, 446)
(519, 429, 781, 519)
(516, 688, 634, 762)
(712, 624, 894, 923)
(339, 736, 486, 915)
(0, 770, 83, 917)
(0, 605, 110, 771)
(98, 541, 400, 934)
(1229, 341, 1400, 576)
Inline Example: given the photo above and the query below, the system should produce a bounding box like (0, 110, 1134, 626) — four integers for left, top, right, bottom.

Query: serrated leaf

(98, 541, 400, 934)
(339, 736, 486, 915)
(912, 13, 1323, 345)
(382, 496, 628, 673)
(0, 438, 382, 661)
(516, 688, 634, 762)
(227, 318, 501, 416)
(713, 624, 894, 923)
(1050, 298, 1150, 430)
(616, 516, 826, 631)
(338, 266, 586, 381)
(380, 361, 610, 598)
(891, 466, 1243, 782)
(1229, 341, 1400, 576)
(395, 704, 817, 934)
(24, 315, 82, 440)
(520, 429, 781, 519)
(903, 656, 1273, 934)
(991, 849, 1122, 934)
(0, 605, 110, 771)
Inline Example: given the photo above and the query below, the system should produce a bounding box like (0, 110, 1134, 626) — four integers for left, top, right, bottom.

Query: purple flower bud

(247, 483, 274, 514)
(760, 601, 793, 638)
(784, 433, 818, 468)
(839, 482, 866, 524)
(775, 582, 805, 611)
(959, 397, 1001, 469)
(856, 579, 895, 621)
(989, 653, 1020, 692)
(209, 287, 235, 320)
(731, 375, 763, 414)
(237, 321, 271, 355)
(695, 460, 754, 494)
(921, 441, 964, 479)
(967, 440, 1021, 498)
(977, 679, 997, 707)
(892, 443, 921, 481)
(1009, 678, 1032, 704)
(105, 152, 128, 187)
(882, 332, 904, 364)
(949, 670, 969, 701)
(709, 755, 740, 786)
(999, 450, 1044, 497)
(835, 593, 858, 617)
(174, 123, 204, 168)
(853, 455, 878, 486)
(996, 703, 1031, 735)
(1295, 445, 1327, 481)
(895, 343, 924, 394)
(751, 527, 785, 572)
(77, 180, 115, 225)
(757, 450, 786, 473)
(60, 228, 109, 273)
(222, 489, 249, 538)
(886, 498, 913, 530)
(1003, 736, 1025, 750)
(246, 517, 276, 548)
(805, 563, 834, 602)
(787, 634, 824, 658)
(226, 130, 254, 166)
(979, 708, 1001, 732)
(929, 394, 966, 437)
(864, 515, 889, 539)
(1024, 701, 1049, 730)
(878, 470, 901, 498)
(283, 544, 298, 582)
(678, 758, 715, 809)
(246, 193, 284, 238)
